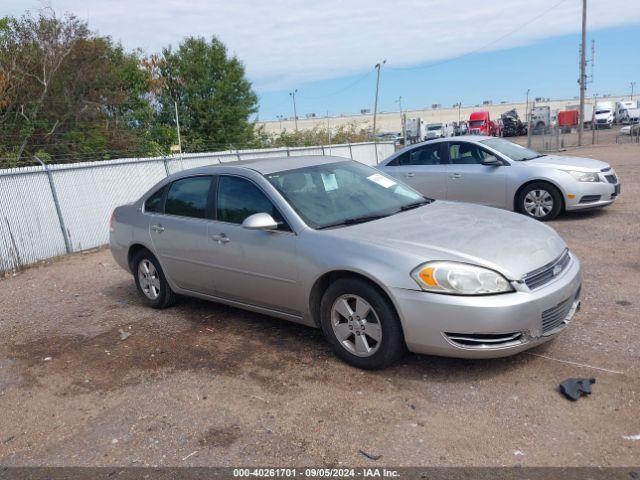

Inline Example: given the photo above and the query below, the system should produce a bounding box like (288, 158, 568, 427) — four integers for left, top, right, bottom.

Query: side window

(217, 176, 289, 230)
(165, 176, 212, 219)
(144, 186, 166, 213)
(395, 144, 442, 166)
(448, 142, 490, 165)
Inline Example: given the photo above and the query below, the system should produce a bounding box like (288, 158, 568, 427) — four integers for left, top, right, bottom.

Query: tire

(517, 182, 563, 221)
(132, 249, 176, 309)
(319, 278, 405, 370)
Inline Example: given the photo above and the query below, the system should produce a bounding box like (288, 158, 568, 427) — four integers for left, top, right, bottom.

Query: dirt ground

(0, 143, 639, 467)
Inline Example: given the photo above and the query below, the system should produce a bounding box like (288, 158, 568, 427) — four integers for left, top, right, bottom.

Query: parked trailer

(566, 103, 593, 127)
(558, 110, 579, 133)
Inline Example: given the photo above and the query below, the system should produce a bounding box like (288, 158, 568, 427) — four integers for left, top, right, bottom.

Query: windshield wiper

(317, 213, 391, 229)
(522, 154, 546, 161)
(400, 198, 433, 211)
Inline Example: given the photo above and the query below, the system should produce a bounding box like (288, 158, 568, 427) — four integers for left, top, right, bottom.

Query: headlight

(411, 261, 513, 295)
(567, 170, 601, 182)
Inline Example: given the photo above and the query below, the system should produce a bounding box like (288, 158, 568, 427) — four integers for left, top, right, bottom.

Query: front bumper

(564, 179, 620, 211)
(392, 254, 582, 358)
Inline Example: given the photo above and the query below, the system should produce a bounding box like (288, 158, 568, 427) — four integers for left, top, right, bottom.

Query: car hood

(327, 202, 567, 280)
(525, 154, 610, 172)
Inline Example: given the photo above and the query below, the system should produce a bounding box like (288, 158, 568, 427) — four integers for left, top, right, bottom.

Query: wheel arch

(513, 178, 566, 212)
(308, 269, 403, 331)
(127, 243, 154, 272)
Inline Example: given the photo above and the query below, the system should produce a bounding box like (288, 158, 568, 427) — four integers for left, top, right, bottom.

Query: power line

(388, 0, 569, 72)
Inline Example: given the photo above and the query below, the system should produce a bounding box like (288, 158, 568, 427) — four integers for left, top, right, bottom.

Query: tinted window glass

(217, 176, 287, 229)
(165, 176, 212, 219)
(448, 142, 491, 165)
(393, 144, 442, 166)
(144, 186, 166, 213)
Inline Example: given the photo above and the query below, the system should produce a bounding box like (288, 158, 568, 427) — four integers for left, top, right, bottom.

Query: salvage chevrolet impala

(109, 156, 582, 369)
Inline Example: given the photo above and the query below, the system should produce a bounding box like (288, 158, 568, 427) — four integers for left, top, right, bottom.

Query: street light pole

(631, 82, 636, 101)
(372, 60, 386, 137)
(289, 90, 299, 132)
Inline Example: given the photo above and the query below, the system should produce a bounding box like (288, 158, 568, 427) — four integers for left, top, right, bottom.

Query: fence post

(236, 149, 242, 162)
(162, 156, 170, 176)
(321, 145, 325, 155)
(286, 146, 290, 157)
(348, 140, 353, 159)
(34, 156, 72, 254)
(374, 142, 379, 164)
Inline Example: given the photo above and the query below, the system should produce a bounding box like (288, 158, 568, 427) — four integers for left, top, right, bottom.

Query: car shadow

(555, 207, 609, 222)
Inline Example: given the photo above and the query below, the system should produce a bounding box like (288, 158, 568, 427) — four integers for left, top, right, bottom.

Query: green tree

(0, 9, 157, 165)
(154, 36, 258, 151)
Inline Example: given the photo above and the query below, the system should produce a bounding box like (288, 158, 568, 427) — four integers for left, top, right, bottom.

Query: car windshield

(427, 125, 442, 131)
(480, 138, 545, 161)
(265, 161, 429, 229)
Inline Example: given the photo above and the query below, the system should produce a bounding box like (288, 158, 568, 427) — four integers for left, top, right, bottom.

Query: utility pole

(525, 89, 530, 140)
(458, 101, 462, 124)
(289, 89, 299, 132)
(578, 0, 587, 146)
(396, 96, 405, 141)
(174, 100, 184, 170)
(631, 82, 636, 101)
(277, 114, 284, 132)
(372, 60, 386, 137)
(326, 111, 331, 146)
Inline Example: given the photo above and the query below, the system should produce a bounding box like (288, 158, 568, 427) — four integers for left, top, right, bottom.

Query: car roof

(172, 155, 350, 177)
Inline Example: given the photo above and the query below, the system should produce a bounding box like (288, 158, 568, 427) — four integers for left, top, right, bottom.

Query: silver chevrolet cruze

(379, 136, 620, 221)
(109, 156, 582, 369)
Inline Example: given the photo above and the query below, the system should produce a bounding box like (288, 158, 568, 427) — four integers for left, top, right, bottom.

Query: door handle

(450, 173, 462, 179)
(405, 172, 415, 178)
(151, 224, 165, 233)
(210, 233, 230, 244)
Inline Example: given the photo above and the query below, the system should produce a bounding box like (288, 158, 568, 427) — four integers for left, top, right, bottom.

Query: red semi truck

(468, 111, 498, 136)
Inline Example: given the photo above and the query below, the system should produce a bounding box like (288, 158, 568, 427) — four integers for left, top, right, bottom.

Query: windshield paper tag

(367, 173, 396, 188)
(320, 173, 338, 191)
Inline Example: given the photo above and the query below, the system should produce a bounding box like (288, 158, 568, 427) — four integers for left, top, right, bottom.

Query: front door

(383, 142, 449, 199)
(205, 175, 301, 314)
(445, 141, 508, 208)
(149, 175, 216, 294)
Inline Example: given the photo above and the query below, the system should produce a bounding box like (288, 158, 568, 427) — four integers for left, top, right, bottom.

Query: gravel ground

(0, 143, 639, 467)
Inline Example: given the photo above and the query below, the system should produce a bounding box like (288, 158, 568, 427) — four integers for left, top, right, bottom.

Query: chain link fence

(521, 124, 640, 151)
(0, 141, 394, 274)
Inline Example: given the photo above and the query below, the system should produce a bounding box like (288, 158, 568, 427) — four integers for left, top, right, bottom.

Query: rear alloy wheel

(133, 250, 176, 309)
(518, 182, 562, 221)
(320, 278, 405, 369)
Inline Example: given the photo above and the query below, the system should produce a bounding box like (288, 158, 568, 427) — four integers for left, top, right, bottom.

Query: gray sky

(5, 0, 640, 91)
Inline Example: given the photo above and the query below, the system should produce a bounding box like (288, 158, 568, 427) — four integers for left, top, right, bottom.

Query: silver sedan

(110, 156, 581, 369)
(379, 136, 620, 221)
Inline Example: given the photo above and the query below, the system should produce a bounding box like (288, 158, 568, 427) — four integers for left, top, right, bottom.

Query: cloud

(5, 0, 640, 91)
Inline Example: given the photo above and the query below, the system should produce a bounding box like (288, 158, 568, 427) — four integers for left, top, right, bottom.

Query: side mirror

(482, 155, 502, 166)
(242, 212, 279, 231)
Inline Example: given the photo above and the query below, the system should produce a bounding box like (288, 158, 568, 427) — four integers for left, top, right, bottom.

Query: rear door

(444, 141, 508, 208)
(381, 142, 449, 199)
(148, 175, 216, 295)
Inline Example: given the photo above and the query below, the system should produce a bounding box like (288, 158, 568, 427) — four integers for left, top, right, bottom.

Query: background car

(379, 136, 621, 221)
(110, 156, 581, 370)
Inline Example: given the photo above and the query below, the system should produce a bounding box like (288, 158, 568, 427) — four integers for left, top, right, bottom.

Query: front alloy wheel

(320, 278, 405, 369)
(518, 182, 562, 221)
(331, 294, 382, 357)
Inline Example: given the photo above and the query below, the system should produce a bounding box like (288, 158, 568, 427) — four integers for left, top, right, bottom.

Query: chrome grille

(524, 250, 571, 290)
(542, 297, 573, 333)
